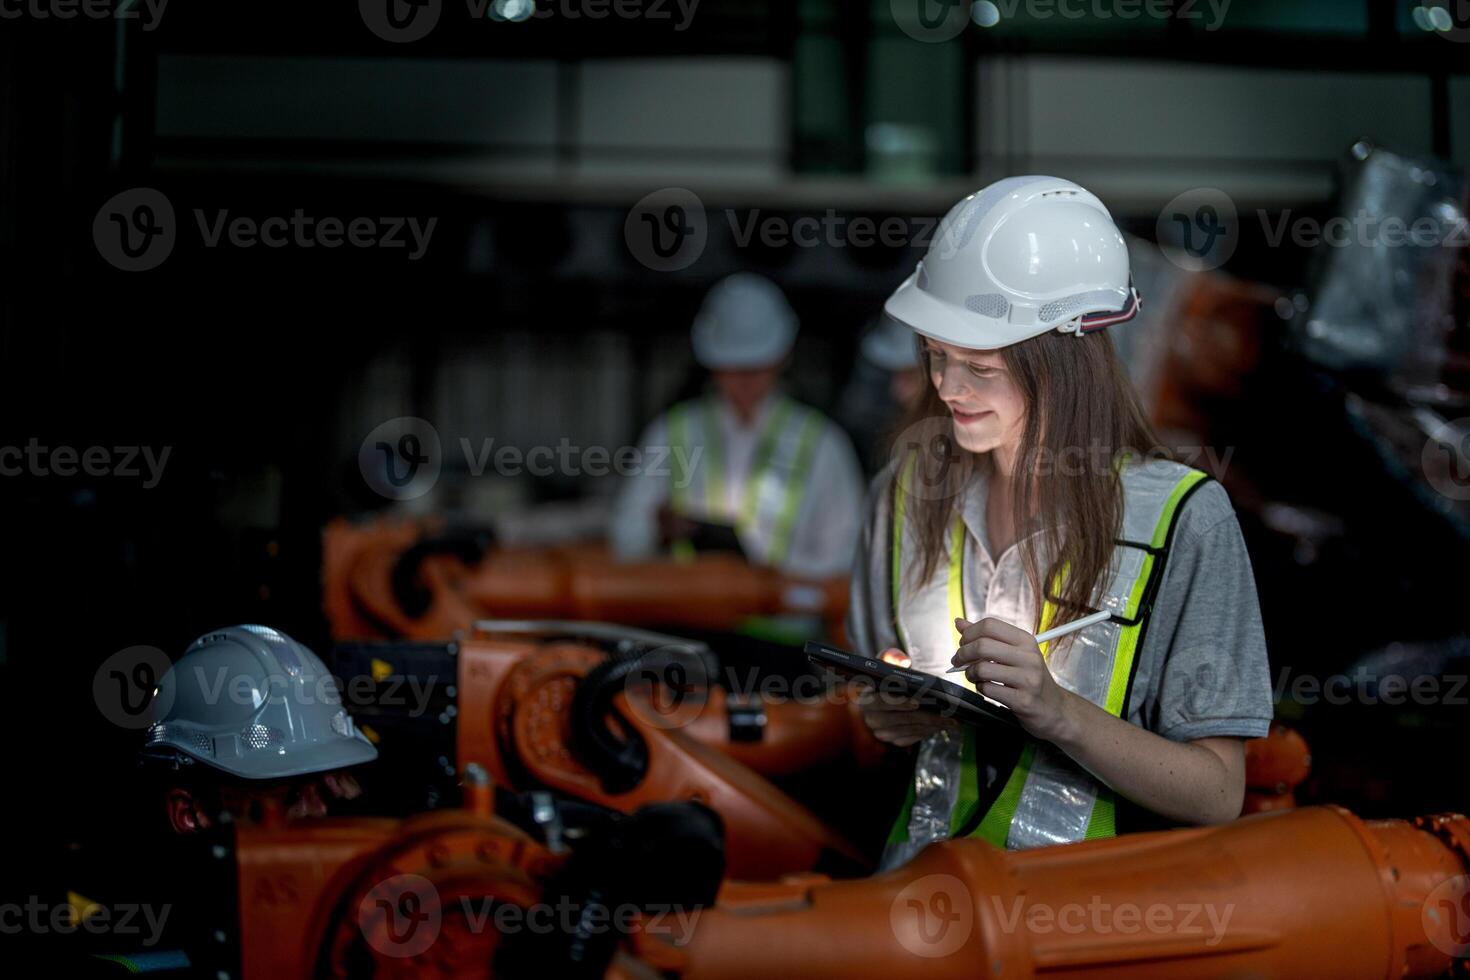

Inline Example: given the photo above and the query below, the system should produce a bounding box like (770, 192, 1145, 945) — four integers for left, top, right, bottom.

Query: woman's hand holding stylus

(950, 616, 1077, 743)
(952, 617, 1247, 825)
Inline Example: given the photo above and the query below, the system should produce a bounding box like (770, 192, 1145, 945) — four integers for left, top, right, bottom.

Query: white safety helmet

(691, 273, 798, 369)
(142, 624, 377, 780)
(885, 176, 1141, 351)
(861, 315, 920, 372)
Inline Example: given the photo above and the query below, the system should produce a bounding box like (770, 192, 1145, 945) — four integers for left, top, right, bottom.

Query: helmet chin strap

(1062, 280, 1142, 336)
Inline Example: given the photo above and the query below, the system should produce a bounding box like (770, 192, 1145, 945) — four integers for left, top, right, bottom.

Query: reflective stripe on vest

(667, 395, 824, 567)
(885, 460, 1211, 851)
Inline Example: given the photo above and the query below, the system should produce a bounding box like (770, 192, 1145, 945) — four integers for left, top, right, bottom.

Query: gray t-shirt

(847, 461, 1273, 822)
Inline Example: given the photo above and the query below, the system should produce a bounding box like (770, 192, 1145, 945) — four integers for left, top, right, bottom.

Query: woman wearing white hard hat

(610, 273, 865, 580)
(848, 177, 1272, 867)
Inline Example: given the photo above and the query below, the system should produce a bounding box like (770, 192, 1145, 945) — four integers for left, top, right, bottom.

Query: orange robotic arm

(232, 791, 1470, 980)
(451, 629, 867, 880)
(1242, 721, 1312, 814)
(342, 622, 1308, 884)
(658, 806, 1470, 980)
(324, 518, 849, 643)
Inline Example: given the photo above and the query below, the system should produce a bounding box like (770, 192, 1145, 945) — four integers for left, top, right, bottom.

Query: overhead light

(972, 1, 1001, 28)
(489, 0, 536, 23)
(1419, 3, 1453, 32)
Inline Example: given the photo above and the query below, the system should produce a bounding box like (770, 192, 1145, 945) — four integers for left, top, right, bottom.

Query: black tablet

(805, 640, 1022, 731)
(686, 518, 746, 558)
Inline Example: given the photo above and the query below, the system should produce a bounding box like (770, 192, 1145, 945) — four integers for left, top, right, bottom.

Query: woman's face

(923, 337, 1026, 455)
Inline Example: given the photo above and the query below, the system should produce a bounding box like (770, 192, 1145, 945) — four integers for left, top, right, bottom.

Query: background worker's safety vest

(665, 395, 824, 568)
(881, 457, 1211, 867)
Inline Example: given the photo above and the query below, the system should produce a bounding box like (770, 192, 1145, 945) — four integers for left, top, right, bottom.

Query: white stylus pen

(944, 608, 1114, 674)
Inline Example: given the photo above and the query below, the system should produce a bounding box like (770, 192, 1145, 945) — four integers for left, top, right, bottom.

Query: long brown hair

(892, 330, 1161, 628)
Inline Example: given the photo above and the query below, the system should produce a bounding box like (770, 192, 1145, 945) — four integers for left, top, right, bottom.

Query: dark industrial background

(1, 0, 1468, 908)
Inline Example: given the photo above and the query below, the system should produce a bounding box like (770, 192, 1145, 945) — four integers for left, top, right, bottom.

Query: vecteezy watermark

(461, 437, 702, 484)
(359, 0, 699, 43)
(625, 188, 709, 272)
(625, 661, 971, 734)
(94, 188, 176, 272)
(169, 664, 440, 714)
(890, 874, 1235, 960)
(891, 0, 969, 42)
(358, 874, 442, 959)
(725, 210, 943, 252)
(1272, 666, 1468, 708)
(93, 188, 437, 271)
(456, 897, 700, 944)
(359, 417, 443, 502)
(357, 873, 701, 959)
(1033, 444, 1235, 478)
(885, 416, 978, 503)
(0, 898, 172, 947)
(513, 0, 699, 28)
(619, 646, 994, 735)
(979, 0, 1231, 30)
(1259, 208, 1470, 251)
(359, 0, 443, 44)
(94, 645, 175, 730)
(0, 0, 169, 30)
(1421, 416, 1470, 502)
(358, 417, 704, 502)
(1422, 875, 1470, 958)
(0, 439, 171, 487)
(622, 645, 712, 731)
(193, 210, 436, 259)
(624, 187, 950, 273)
(891, 0, 1230, 43)
(891, 874, 974, 957)
(885, 418, 1234, 503)
(1157, 187, 1240, 272)
(1158, 186, 1469, 272)
(93, 642, 445, 729)
(989, 895, 1235, 945)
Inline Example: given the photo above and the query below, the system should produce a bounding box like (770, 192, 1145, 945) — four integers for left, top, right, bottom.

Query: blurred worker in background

(139, 624, 377, 834)
(610, 273, 865, 580)
(835, 315, 926, 475)
(848, 177, 1272, 868)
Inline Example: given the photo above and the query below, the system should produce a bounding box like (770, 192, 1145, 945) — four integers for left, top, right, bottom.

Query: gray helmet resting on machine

(142, 624, 377, 780)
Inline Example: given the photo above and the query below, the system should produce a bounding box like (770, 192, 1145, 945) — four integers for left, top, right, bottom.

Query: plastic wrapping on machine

(1342, 393, 1470, 540)
(1292, 142, 1465, 385)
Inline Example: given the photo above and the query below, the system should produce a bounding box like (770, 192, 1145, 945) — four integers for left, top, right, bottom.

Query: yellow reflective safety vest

(883, 456, 1211, 863)
(665, 395, 824, 567)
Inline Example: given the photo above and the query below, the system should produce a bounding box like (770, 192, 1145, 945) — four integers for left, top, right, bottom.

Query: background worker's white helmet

(860, 315, 919, 372)
(691, 273, 799, 369)
(885, 176, 1140, 351)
